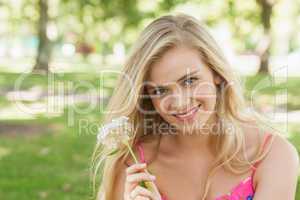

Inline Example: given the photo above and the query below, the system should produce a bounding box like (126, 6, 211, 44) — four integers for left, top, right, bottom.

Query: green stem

(124, 141, 139, 164)
(124, 141, 148, 188)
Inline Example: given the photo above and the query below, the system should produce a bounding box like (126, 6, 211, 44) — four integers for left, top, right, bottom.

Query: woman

(92, 13, 299, 200)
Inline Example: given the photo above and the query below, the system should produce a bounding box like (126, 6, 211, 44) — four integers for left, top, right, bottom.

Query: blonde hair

(91, 13, 275, 200)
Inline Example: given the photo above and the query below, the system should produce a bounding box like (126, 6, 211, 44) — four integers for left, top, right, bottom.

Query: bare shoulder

(252, 131, 300, 199)
(240, 122, 299, 171)
(241, 122, 299, 198)
(256, 133, 299, 175)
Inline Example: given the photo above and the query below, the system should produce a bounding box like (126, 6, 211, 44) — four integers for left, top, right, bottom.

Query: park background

(0, 0, 300, 199)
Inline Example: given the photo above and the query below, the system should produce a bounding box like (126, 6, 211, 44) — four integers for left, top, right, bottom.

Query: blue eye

(183, 77, 198, 86)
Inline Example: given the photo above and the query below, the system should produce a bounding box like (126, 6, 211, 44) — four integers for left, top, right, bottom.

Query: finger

(131, 186, 156, 199)
(126, 172, 156, 183)
(135, 196, 150, 200)
(126, 163, 147, 174)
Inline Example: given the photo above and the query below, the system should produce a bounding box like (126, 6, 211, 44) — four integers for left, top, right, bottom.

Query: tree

(34, 0, 52, 72)
(256, 0, 274, 74)
(218, 0, 275, 74)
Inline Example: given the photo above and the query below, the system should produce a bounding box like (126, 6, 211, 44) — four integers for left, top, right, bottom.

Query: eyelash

(182, 77, 198, 86)
(151, 77, 199, 96)
(152, 88, 168, 96)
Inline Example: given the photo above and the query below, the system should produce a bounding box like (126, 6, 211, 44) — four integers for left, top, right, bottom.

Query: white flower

(96, 116, 159, 195)
(97, 116, 133, 150)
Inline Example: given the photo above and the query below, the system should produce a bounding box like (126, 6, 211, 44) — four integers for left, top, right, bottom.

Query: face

(144, 46, 222, 134)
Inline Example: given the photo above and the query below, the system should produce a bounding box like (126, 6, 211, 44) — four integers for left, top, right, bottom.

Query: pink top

(135, 133, 273, 200)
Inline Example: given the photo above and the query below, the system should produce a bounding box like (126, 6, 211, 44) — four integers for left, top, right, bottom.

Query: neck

(169, 114, 218, 154)
(173, 132, 211, 150)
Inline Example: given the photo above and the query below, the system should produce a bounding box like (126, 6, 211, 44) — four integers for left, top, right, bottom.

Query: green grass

(243, 74, 300, 110)
(0, 71, 112, 200)
(0, 111, 101, 200)
(0, 133, 93, 200)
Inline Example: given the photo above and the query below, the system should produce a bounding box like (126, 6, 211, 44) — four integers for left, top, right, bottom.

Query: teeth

(178, 110, 193, 116)
(176, 105, 199, 117)
(180, 105, 201, 115)
(177, 112, 193, 117)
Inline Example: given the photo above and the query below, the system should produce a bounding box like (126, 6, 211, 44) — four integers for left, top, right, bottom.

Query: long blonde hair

(91, 13, 275, 200)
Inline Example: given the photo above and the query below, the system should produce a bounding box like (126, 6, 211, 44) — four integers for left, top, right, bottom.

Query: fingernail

(150, 175, 156, 180)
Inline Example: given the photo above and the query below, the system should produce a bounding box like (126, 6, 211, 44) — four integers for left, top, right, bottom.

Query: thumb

(143, 169, 162, 198)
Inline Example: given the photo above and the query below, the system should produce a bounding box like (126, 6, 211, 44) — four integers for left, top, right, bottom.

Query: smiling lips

(172, 104, 201, 122)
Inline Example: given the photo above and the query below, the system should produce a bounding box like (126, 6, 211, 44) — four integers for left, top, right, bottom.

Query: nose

(169, 92, 192, 113)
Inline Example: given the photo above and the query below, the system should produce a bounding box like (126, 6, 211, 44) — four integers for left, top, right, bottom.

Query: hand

(124, 162, 162, 200)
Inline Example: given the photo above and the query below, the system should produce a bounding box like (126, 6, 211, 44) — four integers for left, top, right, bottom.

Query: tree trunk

(34, 0, 51, 72)
(256, 0, 273, 74)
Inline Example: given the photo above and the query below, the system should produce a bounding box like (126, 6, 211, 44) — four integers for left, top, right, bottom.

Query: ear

(213, 74, 223, 85)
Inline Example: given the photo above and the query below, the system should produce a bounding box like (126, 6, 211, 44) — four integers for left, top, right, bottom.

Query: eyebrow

(176, 69, 200, 82)
(147, 69, 200, 90)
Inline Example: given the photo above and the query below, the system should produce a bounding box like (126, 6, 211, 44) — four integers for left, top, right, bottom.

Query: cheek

(193, 83, 217, 111)
(151, 98, 168, 115)
(151, 96, 175, 118)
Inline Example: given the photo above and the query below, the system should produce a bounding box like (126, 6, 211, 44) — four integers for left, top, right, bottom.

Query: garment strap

(136, 142, 167, 199)
(124, 141, 146, 167)
(136, 141, 146, 163)
(251, 133, 273, 174)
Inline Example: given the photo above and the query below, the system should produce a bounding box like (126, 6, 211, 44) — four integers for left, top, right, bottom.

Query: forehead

(147, 46, 208, 85)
